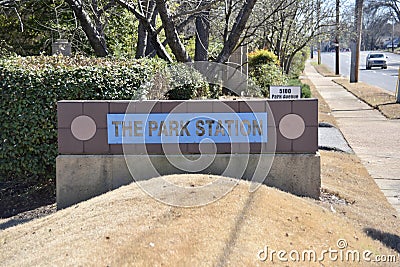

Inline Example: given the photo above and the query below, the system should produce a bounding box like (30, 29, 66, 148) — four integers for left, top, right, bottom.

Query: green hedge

(288, 47, 310, 79)
(0, 56, 207, 183)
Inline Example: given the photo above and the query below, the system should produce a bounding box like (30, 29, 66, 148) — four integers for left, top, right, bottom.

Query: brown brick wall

(58, 99, 318, 155)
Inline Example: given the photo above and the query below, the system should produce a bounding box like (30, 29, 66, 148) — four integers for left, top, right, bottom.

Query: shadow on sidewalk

(364, 227, 400, 253)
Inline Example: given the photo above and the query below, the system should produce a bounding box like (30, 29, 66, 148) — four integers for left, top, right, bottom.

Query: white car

(366, 53, 388, 69)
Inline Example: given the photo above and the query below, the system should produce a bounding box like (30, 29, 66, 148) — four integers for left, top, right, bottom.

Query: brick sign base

(57, 99, 320, 208)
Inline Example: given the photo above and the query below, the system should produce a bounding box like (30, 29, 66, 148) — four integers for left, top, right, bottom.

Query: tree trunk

(145, 6, 158, 57)
(155, 0, 191, 62)
(65, 0, 108, 57)
(215, 0, 257, 63)
(136, 20, 148, 58)
(136, 0, 157, 58)
(195, 9, 210, 61)
(275, 18, 285, 64)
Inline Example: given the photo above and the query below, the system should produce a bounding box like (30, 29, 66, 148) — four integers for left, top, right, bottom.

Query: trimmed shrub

(248, 49, 280, 67)
(249, 63, 288, 97)
(248, 48, 311, 98)
(0, 55, 207, 183)
(248, 49, 287, 97)
(0, 40, 14, 57)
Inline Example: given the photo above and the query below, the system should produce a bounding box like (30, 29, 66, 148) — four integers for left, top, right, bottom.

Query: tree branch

(115, 0, 173, 62)
(171, 0, 216, 19)
(216, 0, 257, 63)
(65, 0, 108, 56)
(155, 0, 191, 62)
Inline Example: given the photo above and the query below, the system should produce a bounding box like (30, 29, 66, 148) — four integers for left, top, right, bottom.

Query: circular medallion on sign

(279, 114, 305, 140)
(71, 115, 97, 141)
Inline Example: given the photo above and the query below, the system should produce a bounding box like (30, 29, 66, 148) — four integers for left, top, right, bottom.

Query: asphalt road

(320, 51, 400, 93)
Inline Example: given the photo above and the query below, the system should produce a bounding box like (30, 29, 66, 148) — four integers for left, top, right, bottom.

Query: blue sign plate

(107, 113, 267, 144)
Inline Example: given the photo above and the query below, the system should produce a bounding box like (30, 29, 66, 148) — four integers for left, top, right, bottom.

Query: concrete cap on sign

(279, 114, 305, 140)
(71, 115, 97, 141)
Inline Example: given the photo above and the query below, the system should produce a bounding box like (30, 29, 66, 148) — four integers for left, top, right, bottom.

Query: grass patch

(311, 63, 340, 77)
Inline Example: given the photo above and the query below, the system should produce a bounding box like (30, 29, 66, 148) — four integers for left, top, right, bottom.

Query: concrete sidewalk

(304, 62, 400, 214)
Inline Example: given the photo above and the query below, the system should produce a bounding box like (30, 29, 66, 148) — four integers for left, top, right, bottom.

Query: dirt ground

(0, 169, 399, 266)
(0, 178, 55, 218)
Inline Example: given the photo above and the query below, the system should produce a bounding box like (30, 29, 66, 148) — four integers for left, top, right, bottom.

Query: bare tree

(115, 0, 173, 62)
(367, 0, 400, 21)
(363, 2, 392, 50)
(113, 0, 257, 64)
(59, 0, 330, 68)
(250, 0, 334, 74)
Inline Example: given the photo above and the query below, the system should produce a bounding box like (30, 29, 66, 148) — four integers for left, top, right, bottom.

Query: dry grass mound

(0, 174, 397, 266)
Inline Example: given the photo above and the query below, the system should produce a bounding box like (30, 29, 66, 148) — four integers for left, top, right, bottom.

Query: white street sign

(269, 86, 301, 100)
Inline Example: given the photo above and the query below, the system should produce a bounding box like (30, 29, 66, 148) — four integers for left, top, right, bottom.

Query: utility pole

(392, 16, 395, 53)
(335, 0, 340, 75)
(311, 45, 314, 59)
(350, 0, 363, 83)
(317, 0, 321, 65)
